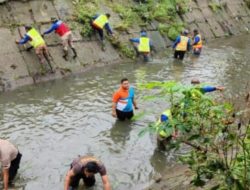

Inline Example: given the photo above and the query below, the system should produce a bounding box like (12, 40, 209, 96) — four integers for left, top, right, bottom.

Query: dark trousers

(92, 24, 104, 41)
(174, 50, 186, 60)
(193, 48, 202, 56)
(116, 109, 134, 121)
(70, 174, 95, 188)
(9, 152, 22, 182)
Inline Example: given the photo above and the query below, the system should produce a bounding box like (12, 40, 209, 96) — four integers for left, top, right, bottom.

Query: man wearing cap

(43, 18, 77, 60)
(156, 109, 178, 150)
(129, 30, 154, 61)
(91, 13, 113, 49)
(0, 139, 22, 190)
(173, 30, 191, 60)
(192, 29, 203, 56)
(16, 26, 53, 72)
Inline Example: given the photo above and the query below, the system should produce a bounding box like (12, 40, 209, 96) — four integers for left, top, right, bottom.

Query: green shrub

(158, 22, 185, 40)
(208, 0, 222, 12)
(74, 0, 99, 37)
(152, 0, 176, 22)
(139, 81, 250, 189)
(113, 4, 141, 31)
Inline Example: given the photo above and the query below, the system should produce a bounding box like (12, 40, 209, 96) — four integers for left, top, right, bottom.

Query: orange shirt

(113, 87, 135, 112)
(113, 87, 129, 103)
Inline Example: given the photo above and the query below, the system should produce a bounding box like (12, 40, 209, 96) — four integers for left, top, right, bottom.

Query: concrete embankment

(0, 0, 250, 92)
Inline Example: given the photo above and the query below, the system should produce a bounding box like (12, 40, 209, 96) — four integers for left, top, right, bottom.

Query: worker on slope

(16, 26, 53, 72)
(43, 17, 77, 60)
(91, 13, 114, 50)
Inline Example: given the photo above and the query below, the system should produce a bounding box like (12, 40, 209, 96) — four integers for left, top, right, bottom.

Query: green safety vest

(190, 88, 203, 99)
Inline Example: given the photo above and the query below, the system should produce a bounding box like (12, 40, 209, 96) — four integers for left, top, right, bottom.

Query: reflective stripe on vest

(176, 36, 189, 51)
(193, 34, 202, 49)
(55, 21, 70, 37)
(158, 109, 172, 137)
(93, 15, 108, 29)
(27, 28, 45, 48)
(138, 37, 150, 52)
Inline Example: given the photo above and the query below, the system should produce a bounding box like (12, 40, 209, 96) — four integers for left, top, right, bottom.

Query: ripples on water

(0, 35, 250, 190)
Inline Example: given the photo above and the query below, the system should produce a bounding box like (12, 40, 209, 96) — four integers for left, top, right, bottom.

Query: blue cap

(183, 29, 189, 35)
(140, 30, 147, 36)
(161, 114, 168, 122)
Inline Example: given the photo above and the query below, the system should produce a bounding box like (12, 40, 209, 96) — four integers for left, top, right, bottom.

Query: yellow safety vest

(157, 109, 172, 138)
(26, 28, 45, 48)
(176, 36, 189, 51)
(190, 88, 203, 100)
(193, 34, 203, 49)
(138, 37, 150, 53)
(93, 14, 108, 29)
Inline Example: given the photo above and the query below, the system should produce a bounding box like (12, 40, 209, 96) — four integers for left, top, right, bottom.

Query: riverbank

(0, 0, 250, 92)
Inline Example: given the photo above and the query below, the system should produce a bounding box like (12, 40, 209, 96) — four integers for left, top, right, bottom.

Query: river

(0, 35, 250, 190)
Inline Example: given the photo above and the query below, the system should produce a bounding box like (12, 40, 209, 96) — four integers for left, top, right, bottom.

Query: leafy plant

(158, 22, 185, 40)
(209, 0, 222, 13)
(74, 0, 99, 37)
(139, 81, 250, 189)
(113, 4, 141, 31)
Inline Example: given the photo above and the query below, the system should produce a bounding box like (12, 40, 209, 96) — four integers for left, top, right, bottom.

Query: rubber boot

(101, 40, 106, 51)
(72, 48, 77, 59)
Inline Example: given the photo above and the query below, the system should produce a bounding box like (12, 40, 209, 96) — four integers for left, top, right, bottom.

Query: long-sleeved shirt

(43, 20, 62, 35)
(193, 35, 201, 46)
(172, 35, 191, 50)
(92, 14, 113, 35)
(200, 86, 217, 93)
(19, 34, 31, 45)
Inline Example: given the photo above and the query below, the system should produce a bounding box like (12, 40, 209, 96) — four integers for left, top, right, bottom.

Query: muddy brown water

(0, 35, 250, 190)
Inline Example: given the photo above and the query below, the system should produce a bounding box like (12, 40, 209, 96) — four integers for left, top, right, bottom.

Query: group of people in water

(1, 77, 224, 190)
(1, 12, 208, 190)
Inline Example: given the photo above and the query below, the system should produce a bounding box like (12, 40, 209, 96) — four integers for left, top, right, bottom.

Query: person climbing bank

(112, 78, 138, 121)
(43, 17, 77, 60)
(91, 13, 114, 49)
(16, 26, 53, 72)
(64, 155, 111, 190)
